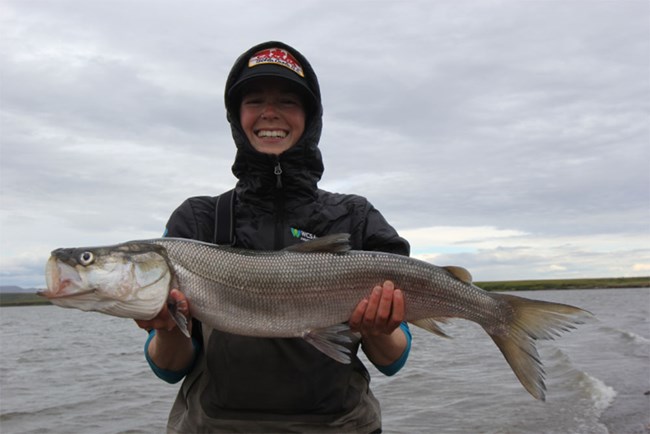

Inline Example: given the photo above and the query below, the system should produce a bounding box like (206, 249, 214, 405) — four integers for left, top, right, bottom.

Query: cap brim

(228, 64, 317, 105)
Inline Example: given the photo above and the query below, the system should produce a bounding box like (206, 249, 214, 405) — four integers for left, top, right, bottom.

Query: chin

(252, 142, 293, 155)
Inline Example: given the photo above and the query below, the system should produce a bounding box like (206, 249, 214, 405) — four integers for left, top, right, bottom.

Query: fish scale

(41, 233, 592, 400)
(155, 238, 528, 342)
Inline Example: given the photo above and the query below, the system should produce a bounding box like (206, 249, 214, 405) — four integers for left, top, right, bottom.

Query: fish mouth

(40, 257, 89, 299)
(38, 286, 96, 299)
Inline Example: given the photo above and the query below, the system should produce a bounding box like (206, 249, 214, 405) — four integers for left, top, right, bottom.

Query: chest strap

(213, 189, 236, 245)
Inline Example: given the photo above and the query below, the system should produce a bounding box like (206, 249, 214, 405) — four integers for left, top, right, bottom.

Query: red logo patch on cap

(248, 48, 305, 77)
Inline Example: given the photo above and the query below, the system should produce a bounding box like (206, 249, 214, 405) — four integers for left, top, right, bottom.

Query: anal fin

(411, 317, 451, 338)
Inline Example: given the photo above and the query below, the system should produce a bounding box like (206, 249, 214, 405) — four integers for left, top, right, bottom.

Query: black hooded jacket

(163, 41, 410, 430)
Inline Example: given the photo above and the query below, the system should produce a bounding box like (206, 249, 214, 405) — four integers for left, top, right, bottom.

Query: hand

(349, 280, 405, 337)
(135, 289, 192, 334)
(136, 289, 194, 372)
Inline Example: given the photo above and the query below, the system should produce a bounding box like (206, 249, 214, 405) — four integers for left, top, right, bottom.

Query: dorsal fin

(284, 233, 351, 254)
(443, 266, 473, 284)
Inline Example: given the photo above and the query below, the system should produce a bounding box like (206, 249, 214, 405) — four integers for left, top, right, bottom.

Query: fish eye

(79, 251, 95, 266)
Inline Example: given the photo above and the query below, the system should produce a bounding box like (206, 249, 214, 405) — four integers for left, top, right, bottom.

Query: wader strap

(213, 189, 236, 245)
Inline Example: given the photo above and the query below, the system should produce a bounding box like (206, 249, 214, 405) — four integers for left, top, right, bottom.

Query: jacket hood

(224, 41, 324, 204)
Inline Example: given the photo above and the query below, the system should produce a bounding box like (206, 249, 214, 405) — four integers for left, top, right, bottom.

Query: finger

(169, 289, 190, 317)
(134, 319, 151, 330)
(387, 289, 405, 330)
(392, 289, 405, 321)
(349, 298, 369, 331)
(169, 288, 183, 302)
(136, 299, 175, 331)
(140, 317, 168, 330)
(376, 281, 395, 325)
(362, 286, 382, 328)
(135, 307, 169, 329)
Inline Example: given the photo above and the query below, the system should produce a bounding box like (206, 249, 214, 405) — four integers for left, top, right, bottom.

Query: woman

(137, 41, 412, 433)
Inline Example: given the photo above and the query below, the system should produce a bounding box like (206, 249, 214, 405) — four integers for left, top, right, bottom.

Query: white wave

(620, 330, 650, 345)
(599, 325, 650, 345)
(577, 371, 618, 412)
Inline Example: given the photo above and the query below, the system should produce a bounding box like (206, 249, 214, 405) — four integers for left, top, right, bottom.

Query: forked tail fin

(487, 293, 593, 401)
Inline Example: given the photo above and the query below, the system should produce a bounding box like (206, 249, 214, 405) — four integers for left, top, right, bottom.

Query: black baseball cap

(227, 46, 318, 111)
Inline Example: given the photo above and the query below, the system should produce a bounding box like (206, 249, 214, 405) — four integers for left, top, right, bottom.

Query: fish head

(41, 242, 172, 320)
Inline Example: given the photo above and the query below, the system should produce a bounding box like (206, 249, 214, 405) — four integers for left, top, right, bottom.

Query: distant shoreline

(1, 276, 648, 307)
(475, 276, 649, 292)
(0, 292, 51, 307)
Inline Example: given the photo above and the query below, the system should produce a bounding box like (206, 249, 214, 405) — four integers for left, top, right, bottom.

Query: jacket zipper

(274, 161, 283, 189)
(273, 160, 284, 250)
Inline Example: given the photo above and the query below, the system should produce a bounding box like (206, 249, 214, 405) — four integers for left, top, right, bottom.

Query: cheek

(90, 263, 133, 300)
(291, 112, 306, 136)
(239, 108, 256, 131)
(240, 112, 260, 144)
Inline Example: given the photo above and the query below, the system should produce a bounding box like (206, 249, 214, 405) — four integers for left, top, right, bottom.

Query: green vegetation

(0, 292, 50, 307)
(476, 276, 650, 292)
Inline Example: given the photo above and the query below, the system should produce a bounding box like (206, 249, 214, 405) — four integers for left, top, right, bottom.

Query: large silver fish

(40, 234, 591, 401)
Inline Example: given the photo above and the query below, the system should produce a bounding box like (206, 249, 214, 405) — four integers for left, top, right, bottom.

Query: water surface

(1, 288, 648, 433)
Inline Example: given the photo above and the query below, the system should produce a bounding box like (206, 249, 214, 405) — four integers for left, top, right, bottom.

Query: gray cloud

(1, 0, 648, 287)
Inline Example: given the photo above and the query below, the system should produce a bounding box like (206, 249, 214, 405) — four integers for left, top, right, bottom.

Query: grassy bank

(1, 276, 648, 307)
(475, 276, 650, 292)
(0, 292, 50, 307)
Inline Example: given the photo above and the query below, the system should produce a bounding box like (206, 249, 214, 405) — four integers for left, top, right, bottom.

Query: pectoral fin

(167, 296, 190, 338)
(302, 324, 359, 363)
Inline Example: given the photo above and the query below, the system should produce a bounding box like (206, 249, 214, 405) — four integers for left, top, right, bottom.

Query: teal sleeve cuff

(373, 322, 412, 376)
(144, 330, 199, 384)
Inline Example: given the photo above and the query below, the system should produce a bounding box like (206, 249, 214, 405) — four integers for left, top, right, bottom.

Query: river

(1, 288, 648, 433)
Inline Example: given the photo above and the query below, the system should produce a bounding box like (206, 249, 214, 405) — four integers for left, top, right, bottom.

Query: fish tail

(486, 293, 593, 401)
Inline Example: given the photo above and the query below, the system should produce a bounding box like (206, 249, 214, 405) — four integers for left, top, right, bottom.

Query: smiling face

(239, 77, 306, 155)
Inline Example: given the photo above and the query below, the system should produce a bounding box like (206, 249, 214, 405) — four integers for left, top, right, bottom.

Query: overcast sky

(1, 0, 648, 288)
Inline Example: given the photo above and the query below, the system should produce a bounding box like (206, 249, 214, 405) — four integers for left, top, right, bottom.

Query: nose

(260, 102, 279, 119)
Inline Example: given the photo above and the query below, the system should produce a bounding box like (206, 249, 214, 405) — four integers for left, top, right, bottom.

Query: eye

(79, 251, 95, 266)
(281, 95, 302, 107)
(241, 94, 263, 105)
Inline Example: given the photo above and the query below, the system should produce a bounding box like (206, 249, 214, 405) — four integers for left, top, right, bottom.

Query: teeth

(257, 130, 287, 138)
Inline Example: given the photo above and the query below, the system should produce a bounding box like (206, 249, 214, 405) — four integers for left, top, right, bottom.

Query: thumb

(167, 289, 192, 335)
(169, 289, 189, 315)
